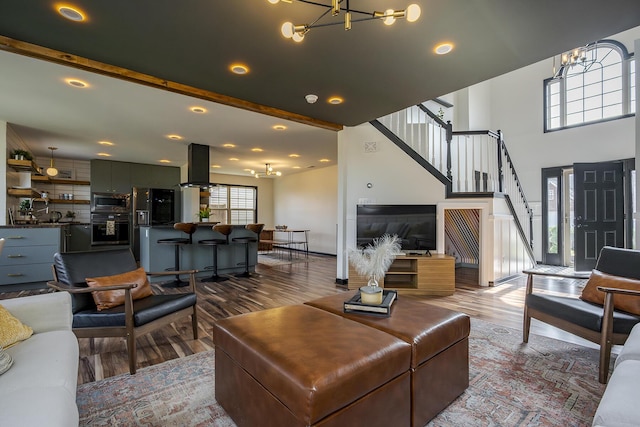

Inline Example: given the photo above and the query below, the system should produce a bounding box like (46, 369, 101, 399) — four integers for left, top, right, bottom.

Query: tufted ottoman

(213, 304, 412, 427)
(306, 293, 470, 426)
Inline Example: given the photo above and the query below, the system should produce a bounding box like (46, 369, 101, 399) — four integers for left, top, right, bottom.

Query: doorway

(444, 208, 480, 286)
(541, 159, 635, 268)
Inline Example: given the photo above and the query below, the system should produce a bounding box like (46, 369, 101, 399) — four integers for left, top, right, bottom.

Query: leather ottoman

(213, 304, 412, 427)
(305, 293, 470, 426)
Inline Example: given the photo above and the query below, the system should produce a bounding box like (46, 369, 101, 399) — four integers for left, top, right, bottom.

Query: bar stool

(232, 223, 264, 278)
(198, 224, 233, 282)
(157, 222, 197, 287)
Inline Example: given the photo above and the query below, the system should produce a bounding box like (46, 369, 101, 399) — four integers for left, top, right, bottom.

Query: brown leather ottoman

(305, 293, 470, 426)
(213, 304, 412, 427)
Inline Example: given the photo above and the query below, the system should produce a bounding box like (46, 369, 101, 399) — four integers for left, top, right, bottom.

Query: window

(544, 40, 635, 132)
(207, 185, 257, 225)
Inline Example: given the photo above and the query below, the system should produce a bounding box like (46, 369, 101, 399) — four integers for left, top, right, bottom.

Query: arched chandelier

(251, 163, 282, 178)
(268, 0, 421, 43)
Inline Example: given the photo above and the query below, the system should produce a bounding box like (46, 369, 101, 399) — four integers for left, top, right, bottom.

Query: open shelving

(348, 254, 455, 295)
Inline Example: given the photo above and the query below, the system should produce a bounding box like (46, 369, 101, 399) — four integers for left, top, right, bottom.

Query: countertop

(0, 222, 89, 229)
(140, 222, 234, 229)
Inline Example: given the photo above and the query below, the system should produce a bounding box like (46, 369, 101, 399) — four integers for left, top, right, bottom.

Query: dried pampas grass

(348, 234, 401, 282)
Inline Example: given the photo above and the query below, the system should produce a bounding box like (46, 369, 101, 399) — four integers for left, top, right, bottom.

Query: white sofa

(0, 292, 79, 427)
(593, 322, 640, 426)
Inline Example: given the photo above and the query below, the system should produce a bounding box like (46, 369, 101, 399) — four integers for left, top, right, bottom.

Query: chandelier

(552, 42, 597, 79)
(268, 0, 421, 43)
(251, 163, 282, 178)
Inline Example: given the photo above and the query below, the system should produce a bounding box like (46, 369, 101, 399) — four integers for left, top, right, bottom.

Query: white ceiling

(0, 50, 338, 177)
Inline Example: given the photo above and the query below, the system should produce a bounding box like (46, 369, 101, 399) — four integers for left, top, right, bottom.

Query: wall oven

(91, 192, 130, 213)
(91, 213, 130, 246)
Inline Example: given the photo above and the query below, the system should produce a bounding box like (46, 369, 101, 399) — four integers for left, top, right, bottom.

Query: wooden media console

(348, 254, 455, 296)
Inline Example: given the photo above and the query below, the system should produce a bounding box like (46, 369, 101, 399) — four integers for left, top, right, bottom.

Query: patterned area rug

(77, 318, 606, 427)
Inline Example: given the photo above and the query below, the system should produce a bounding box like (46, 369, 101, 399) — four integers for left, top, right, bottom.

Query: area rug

(76, 318, 607, 427)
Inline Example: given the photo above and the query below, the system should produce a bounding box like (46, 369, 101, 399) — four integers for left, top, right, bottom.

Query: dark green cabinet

(91, 160, 179, 194)
(68, 224, 91, 252)
(91, 160, 131, 193)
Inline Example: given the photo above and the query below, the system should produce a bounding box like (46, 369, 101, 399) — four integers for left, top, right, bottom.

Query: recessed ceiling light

(434, 43, 454, 55)
(272, 124, 287, 131)
(229, 157, 239, 161)
(212, 165, 221, 168)
(289, 154, 300, 158)
(293, 166, 301, 169)
(229, 63, 249, 75)
(167, 134, 183, 140)
(159, 159, 171, 163)
(190, 106, 207, 114)
(97, 152, 111, 157)
(251, 148, 263, 152)
(56, 5, 86, 22)
(65, 78, 88, 88)
(328, 97, 343, 105)
(223, 143, 236, 148)
(98, 140, 114, 146)
(319, 158, 330, 163)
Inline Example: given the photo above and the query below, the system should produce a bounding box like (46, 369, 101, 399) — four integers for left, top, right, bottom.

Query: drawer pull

(7, 255, 24, 258)
(7, 273, 24, 277)
(7, 236, 25, 239)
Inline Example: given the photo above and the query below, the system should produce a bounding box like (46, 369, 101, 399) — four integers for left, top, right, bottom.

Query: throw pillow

(0, 346, 13, 376)
(86, 267, 153, 311)
(0, 304, 33, 348)
(580, 269, 640, 315)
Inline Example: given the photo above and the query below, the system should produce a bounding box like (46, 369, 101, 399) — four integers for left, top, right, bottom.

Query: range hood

(181, 143, 213, 188)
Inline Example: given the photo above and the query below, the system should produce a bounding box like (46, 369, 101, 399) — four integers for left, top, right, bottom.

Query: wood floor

(1, 254, 596, 385)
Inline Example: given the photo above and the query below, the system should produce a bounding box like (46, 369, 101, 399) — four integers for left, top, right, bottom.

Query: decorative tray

(343, 290, 397, 317)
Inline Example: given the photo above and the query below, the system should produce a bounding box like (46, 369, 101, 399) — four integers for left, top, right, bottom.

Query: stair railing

(374, 104, 534, 252)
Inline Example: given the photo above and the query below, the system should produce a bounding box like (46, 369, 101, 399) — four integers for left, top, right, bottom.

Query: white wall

(336, 122, 447, 280)
(456, 26, 640, 260)
(0, 121, 6, 225)
(274, 165, 337, 255)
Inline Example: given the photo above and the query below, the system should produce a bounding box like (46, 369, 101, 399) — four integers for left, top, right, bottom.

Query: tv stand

(348, 254, 455, 295)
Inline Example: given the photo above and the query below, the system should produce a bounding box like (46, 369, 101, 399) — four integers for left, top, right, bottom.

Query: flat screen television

(356, 204, 437, 253)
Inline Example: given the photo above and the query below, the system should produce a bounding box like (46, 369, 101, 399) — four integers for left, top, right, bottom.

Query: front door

(573, 162, 624, 271)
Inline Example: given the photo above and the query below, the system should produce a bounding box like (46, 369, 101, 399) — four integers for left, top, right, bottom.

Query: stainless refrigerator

(131, 187, 176, 259)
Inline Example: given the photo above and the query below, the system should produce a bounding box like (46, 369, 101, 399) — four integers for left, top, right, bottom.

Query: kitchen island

(139, 224, 259, 279)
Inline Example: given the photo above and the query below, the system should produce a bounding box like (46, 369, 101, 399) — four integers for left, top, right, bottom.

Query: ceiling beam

(0, 35, 344, 132)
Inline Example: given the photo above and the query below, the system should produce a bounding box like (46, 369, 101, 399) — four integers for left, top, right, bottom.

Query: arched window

(544, 40, 635, 132)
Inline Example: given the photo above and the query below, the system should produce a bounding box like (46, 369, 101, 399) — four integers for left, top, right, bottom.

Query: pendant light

(46, 146, 58, 177)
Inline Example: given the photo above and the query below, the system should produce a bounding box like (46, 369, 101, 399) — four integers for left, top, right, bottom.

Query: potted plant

(348, 234, 401, 304)
(18, 199, 31, 216)
(11, 149, 32, 161)
(198, 206, 211, 222)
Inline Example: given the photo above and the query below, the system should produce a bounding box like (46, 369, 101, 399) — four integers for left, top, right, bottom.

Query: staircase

(372, 104, 536, 282)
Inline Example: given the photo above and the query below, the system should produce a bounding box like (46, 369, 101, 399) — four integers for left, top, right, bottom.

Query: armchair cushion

(526, 293, 640, 335)
(53, 249, 139, 313)
(86, 267, 153, 311)
(581, 270, 640, 315)
(72, 293, 197, 328)
(0, 305, 33, 348)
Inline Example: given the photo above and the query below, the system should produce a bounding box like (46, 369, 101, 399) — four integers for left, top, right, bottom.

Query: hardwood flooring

(1, 254, 597, 385)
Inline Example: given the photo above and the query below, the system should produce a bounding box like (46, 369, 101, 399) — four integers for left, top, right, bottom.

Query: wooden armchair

(47, 248, 198, 374)
(523, 246, 640, 383)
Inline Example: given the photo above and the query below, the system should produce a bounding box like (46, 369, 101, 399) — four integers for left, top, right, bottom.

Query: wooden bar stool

(232, 223, 264, 278)
(199, 224, 233, 282)
(157, 222, 197, 287)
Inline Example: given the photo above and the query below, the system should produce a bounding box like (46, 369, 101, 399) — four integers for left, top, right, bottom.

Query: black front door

(573, 162, 624, 271)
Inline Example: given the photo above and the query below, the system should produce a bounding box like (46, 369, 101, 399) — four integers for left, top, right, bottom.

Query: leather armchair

(48, 248, 198, 374)
(523, 246, 640, 383)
